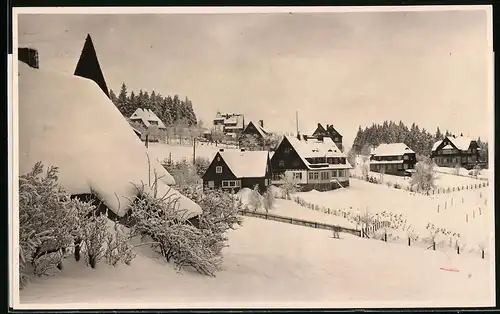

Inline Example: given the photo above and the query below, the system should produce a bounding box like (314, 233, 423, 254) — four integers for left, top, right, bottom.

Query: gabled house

(213, 111, 245, 137)
(430, 135, 483, 170)
(202, 149, 272, 193)
(270, 134, 352, 191)
(239, 120, 269, 148)
(129, 108, 167, 142)
(369, 143, 416, 177)
(311, 123, 343, 152)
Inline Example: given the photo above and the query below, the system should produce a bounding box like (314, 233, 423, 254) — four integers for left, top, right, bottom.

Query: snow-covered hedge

(19, 162, 135, 289)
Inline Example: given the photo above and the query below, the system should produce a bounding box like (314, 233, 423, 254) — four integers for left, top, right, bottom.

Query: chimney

(297, 131, 301, 140)
(317, 134, 324, 142)
(259, 120, 264, 128)
(302, 134, 308, 141)
(219, 149, 225, 152)
(18, 47, 39, 69)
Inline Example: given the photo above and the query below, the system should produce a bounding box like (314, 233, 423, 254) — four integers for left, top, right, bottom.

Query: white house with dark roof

(430, 135, 483, 170)
(370, 143, 417, 176)
(202, 149, 272, 193)
(270, 134, 352, 191)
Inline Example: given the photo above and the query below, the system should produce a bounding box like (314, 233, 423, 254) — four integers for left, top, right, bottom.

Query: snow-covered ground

(146, 142, 239, 164)
(295, 179, 494, 257)
(351, 155, 488, 190)
(19, 217, 494, 308)
(434, 166, 490, 181)
(236, 188, 355, 229)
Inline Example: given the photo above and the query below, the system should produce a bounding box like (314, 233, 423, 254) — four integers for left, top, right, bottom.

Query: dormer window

(216, 166, 223, 173)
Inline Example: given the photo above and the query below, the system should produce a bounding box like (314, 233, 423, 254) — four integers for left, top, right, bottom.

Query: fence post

(433, 241, 436, 250)
(384, 233, 387, 242)
(482, 249, 485, 259)
(408, 237, 411, 246)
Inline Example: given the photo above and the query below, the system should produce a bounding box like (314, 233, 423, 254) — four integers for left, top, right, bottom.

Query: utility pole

(193, 137, 196, 165)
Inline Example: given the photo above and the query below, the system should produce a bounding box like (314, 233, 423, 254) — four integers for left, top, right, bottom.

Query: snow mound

(236, 188, 264, 207)
(18, 61, 201, 219)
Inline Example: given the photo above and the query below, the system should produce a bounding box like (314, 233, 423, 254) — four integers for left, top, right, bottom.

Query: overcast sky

(17, 8, 492, 148)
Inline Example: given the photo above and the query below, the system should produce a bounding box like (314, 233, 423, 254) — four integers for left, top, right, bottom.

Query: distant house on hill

(270, 134, 351, 191)
(430, 135, 484, 170)
(239, 120, 270, 149)
(213, 111, 245, 138)
(129, 108, 167, 142)
(311, 123, 343, 152)
(370, 143, 416, 177)
(202, 149, 272, 193)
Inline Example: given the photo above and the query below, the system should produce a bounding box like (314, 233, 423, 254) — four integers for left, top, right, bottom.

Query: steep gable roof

(244, 121, 269, 137)
(431, 136, 474, 152)
(19, 61, 201, 219)
(74, 34, 110, 98)
(219, 150, 269, 178)
(283, 135, 351, 169)
(312, 123, 343, 138)
(372, 143, 415, 156)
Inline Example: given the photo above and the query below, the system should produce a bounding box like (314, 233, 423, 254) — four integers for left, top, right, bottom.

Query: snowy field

(19, 217, 494, 308)
(295, 179, 494, 257)
(236, 188, 355, 229)
(146, 142, 239, 164)
(434, 166, 490, 181)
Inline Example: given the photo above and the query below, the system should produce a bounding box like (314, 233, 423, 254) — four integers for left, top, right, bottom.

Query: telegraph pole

(193, 137, 197, 165)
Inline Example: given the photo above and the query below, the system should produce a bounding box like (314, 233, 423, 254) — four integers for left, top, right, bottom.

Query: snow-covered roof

(219, 150, 269, 178)
(130, 108, 167, 129)
(18, 61, 201, 219)
(442, 144, 453, 150)
(244, 121, 269, 137)
(284, 136, 351, 170)
(431, 136, 474, 152)
(371, 143, 415, 157)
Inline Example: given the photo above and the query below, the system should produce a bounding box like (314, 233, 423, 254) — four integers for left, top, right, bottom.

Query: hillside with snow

(19, 217, 494, 308)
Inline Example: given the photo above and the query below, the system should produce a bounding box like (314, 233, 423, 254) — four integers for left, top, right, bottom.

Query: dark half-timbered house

(430, 135, 484, 169)
(369, 143, 416, 177)
(239, 120, 269, 149)
(270, 134, 351, 191)
(202, 149, 272, 193)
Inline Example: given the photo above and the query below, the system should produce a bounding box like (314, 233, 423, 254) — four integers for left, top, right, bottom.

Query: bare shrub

(263, 189, 275, 213)
(104, 222, 137, 266)
(249, 185, 262, 212)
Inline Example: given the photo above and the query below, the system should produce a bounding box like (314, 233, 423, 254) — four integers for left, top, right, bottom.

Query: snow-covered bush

(105, 222, 136, 266)
(19, 162, 81, 288)
(263, 189, 275, 213)
(280, 174, 300, 200)
(77, 202, 108, 269)
(177, 185, 243, 257)
(163, 158, 200, 187)
(410, 157, 436, 191)
(249, 185, 262, 212)
(194, 156, 211, 177)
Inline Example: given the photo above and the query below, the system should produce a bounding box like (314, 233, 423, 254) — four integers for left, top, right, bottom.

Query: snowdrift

(18, 61, 202, 219)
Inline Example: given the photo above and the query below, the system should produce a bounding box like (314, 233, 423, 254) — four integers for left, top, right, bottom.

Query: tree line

(109, 83, 198, 127)
(351, 120, 488, 160)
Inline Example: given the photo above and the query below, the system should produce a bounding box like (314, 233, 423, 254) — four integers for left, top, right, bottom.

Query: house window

(222, 180, 241, 188)
(216, 166, 223, 173)
(397, 164, 403, 170)
(207, 181, 215, 188)
(461, 156, 467, 163)
(338, 170, 344, 177)
(278, 160, 285, 168)
(272, 173, 282, 181)
(217, 157, 221, 161)
(321, 171, 330, 180)
(265, 179, 269, 186)
(403, 155, 409, 160)
(284, 148, 290, 154)
(404, 164, 408, 170)
(332, 170, 338, 177)
(293, 172, 302, 180)
(309, 172, 319, 180)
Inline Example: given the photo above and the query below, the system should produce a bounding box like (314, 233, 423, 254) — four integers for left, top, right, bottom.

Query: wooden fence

(239, 210, 362, 237)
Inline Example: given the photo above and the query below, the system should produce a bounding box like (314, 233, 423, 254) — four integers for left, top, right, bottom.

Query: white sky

(17, 8, 492, 148)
